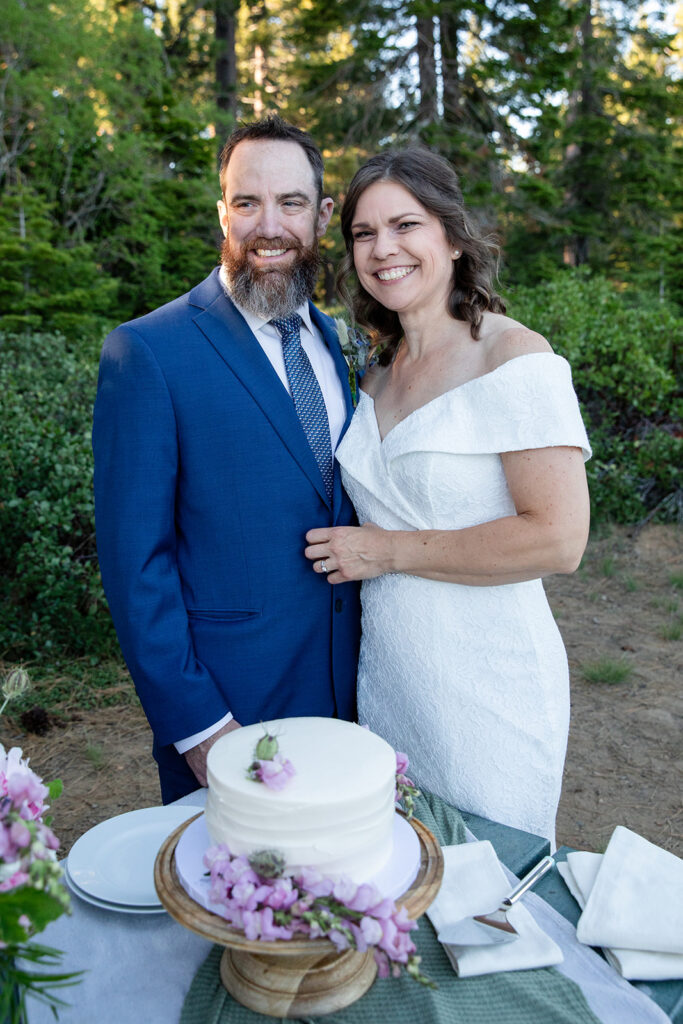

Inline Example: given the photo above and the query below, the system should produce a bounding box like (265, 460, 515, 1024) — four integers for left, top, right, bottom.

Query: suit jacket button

(335, 599, 343, 613)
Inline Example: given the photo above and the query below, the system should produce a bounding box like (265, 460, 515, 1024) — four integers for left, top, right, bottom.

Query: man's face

(218, 139, 333, 318)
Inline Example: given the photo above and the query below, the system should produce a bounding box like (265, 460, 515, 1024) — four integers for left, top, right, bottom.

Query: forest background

(0, 0, 681, 673)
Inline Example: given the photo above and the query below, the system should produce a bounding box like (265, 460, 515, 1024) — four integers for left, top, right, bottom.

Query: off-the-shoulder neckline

(360, 351, 566, 444)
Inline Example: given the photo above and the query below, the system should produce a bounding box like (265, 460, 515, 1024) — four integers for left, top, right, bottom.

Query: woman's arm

(305, 445, 590, 586)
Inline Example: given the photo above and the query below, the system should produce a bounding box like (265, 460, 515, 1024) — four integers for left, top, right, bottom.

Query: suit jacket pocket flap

(186, 608, 261, 622)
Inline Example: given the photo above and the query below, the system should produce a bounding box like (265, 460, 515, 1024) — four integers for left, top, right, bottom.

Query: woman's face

(350, 180, 458, 319)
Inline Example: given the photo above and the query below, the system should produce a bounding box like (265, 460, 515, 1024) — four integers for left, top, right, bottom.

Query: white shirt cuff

(173, 712, 234, 754)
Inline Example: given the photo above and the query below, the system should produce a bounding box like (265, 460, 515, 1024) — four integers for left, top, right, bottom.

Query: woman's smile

(374, 266, 417, 282)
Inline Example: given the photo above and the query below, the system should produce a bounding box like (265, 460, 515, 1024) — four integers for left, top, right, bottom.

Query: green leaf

(0, 889, 68, 944)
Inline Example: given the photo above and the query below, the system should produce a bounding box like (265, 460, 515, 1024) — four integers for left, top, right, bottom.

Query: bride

(305, 148, 591, 847)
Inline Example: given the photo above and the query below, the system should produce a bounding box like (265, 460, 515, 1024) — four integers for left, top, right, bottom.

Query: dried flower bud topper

(248, 849, 287, 880)
(247, 730, 296, 791)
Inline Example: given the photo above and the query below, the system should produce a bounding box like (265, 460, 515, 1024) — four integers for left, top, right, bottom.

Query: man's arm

(182, 717, 242, 787)
(93, 325, 231, 747)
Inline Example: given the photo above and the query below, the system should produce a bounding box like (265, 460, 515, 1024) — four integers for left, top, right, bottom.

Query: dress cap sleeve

(383, 352, 591, 461)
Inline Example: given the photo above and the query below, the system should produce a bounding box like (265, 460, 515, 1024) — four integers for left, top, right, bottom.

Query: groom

(93, 116, 360, 802)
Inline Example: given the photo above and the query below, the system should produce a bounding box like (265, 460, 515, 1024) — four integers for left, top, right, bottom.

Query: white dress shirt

(174, 274, 347, 754)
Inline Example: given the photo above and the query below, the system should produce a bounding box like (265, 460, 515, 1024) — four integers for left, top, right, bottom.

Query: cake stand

(154, 812, 444, 1018)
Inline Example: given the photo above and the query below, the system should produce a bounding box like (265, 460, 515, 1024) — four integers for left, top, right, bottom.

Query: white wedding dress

(336, 353, 591, 845)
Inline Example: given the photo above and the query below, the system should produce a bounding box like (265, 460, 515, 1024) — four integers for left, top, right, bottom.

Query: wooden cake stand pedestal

(155, 813, 444, 1019)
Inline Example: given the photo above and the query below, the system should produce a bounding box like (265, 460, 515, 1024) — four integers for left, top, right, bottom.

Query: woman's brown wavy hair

(337, 147, 506, 366)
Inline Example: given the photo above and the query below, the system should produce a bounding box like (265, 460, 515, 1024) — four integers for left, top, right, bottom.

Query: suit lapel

(190, 271, 331, 506)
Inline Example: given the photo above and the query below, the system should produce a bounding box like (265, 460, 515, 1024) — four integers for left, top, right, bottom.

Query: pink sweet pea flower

(360, 915, 384, 946)
(9, 820, 31, 848)
(328, 928, 351, 952)
(6, 765, 49, 820)
(377, 916, 416, 963)
(242, 909, 262, 941)
(393, 904, 417, 932)
(395, 752, 410, 775)
(332, 876, 358, 905)
(204, 844, 233, 872)
(0, 869, 30, 892)
(42, 826, 60, 851)
(256, 754, 296, 790)
(367, 895, 395, 919)
(263, 877, 298, 911)
(295, 868, 333, 898)
(345, 882, 381, 913)
(374, 948, 391, 978)
(259, 906, 293, 941)
(232, 878, 258, 911)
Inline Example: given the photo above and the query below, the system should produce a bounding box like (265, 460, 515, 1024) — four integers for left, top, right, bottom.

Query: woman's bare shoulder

(480, 313, 553, 372)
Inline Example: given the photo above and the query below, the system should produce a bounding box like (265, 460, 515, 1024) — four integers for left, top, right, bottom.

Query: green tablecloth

(180, 792, 601, 1024)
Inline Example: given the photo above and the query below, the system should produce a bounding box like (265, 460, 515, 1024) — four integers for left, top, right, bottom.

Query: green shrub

(509, 271, 682, 524)
(0, 331, 117, 661)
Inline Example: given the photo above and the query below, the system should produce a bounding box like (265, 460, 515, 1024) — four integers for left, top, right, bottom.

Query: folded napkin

(427, 840, 563, 977)
(560, 849, 683, 981)
(574, 826, 683, 961)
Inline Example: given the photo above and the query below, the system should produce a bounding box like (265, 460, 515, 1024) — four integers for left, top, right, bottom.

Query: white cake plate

(155, 811, 443, 1018)
(175, 811, 421, 914)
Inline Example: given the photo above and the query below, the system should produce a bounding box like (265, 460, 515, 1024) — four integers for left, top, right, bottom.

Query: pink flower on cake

(359, 915, 383, 946)
(343, 882, 379, 913)
(252, 753, 296, 790)
(262, 877, 298, 911)
(296, 867, 334, 898)
(394, 751, 420, 819)
(203, 842, 433, 987)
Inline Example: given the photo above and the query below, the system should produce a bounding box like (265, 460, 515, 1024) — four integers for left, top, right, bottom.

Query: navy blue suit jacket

(93, 269, 360, 801)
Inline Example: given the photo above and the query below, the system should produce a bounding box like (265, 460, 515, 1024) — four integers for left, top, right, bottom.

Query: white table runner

(27, 790, 670, 1024)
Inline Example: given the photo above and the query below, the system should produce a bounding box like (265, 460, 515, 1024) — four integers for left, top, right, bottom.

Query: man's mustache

(241, 236, 305, 255)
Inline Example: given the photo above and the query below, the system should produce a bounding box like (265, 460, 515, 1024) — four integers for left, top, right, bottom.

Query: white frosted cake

(204, 717, 397, 882)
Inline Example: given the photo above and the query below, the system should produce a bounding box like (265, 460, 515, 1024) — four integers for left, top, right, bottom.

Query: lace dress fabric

(336, 353, 591, 845)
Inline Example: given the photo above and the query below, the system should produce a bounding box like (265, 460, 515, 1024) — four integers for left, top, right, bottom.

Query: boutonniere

(334, 317, 370, 406)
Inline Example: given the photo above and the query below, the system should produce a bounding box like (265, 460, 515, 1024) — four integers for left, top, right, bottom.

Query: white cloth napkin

(427, 840, 563, 977)
(573, 826, 683, 961)
(560, 847, 683, 980)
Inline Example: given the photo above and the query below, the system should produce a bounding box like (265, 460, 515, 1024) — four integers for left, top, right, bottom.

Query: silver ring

(320, 559, 328, 574)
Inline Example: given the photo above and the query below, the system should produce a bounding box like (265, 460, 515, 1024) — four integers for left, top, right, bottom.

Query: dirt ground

(2, 525, 681, 859)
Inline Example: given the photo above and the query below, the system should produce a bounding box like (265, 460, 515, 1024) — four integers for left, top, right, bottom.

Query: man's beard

(222, 235, 321, 319)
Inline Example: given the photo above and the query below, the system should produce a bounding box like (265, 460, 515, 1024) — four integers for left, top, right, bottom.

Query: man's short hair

(219, 115, 325, 207)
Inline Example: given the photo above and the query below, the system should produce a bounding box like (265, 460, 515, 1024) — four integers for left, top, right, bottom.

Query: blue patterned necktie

(271, 314, 334, 502)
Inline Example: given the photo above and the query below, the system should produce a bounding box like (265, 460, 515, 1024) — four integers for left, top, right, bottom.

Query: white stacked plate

(66, 805, 204, 914)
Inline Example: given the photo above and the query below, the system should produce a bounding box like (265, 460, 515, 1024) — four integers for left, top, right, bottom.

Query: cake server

(441, 854, 555, 946)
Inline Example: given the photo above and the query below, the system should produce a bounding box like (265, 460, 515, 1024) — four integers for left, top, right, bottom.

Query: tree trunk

(439, 4, 462, 126)
(215, 0, 239, 140)
(416, 13, 437, 124)
(565, 0, 601, 266)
